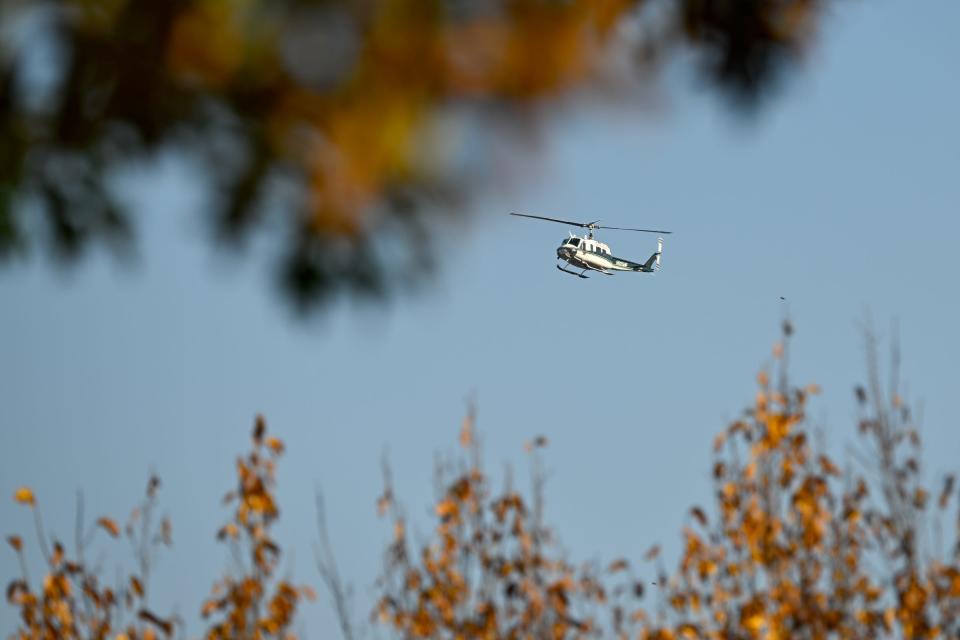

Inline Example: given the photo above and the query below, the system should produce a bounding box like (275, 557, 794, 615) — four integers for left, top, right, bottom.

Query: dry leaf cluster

(7, 328, 960, 638)
(6, 474, 173, 639)
(202, 416, 313, 639)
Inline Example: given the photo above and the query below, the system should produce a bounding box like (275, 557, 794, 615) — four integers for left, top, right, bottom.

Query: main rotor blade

(597, 225, 672, 234)
(510, 212, 590, 228)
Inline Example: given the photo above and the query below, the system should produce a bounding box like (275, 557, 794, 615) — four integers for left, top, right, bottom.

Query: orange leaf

(691, 507, 708, 527)
(138, 609, 173, 635)
(217, 523, 239, 541)
(13, 487, 35, 506)
(608, 558, 629, 573)
(201, 599, 219, 617)
(818, 455, 841, 477)
(459, 415, 473, 448)
(643, 545, 661, 561)
(98, 517, 121, 538)
(7, 579, 28, 604)
(376, 492, 392, 517)
(393, 519, 405, 542)
(713, 432, 726, 452)
(266, 437, 285, 455)
(7, 535, 22, 552)
(130, 576, 144, 597)
(253, 415, 266, 443)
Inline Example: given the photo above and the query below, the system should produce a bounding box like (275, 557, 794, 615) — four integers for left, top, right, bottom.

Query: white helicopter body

(555, 233, 662, 277)
(511, 213, 670, 279)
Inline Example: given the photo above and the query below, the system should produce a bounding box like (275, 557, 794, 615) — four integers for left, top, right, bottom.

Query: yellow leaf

(743, 610, 765, 633)
(98, 517, 121, 538)
(13, 487, 35, 506)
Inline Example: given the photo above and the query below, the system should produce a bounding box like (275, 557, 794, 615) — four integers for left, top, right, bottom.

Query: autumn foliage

(6, 475, 173, 639)
(5, 418, 306, 640)
(7, 327, 960, 638)
(371, 327, 960, 639)
(201, 416, 313, 639)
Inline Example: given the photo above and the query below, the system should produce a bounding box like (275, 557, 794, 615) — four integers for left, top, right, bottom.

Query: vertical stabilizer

(656, 237, 663, 269)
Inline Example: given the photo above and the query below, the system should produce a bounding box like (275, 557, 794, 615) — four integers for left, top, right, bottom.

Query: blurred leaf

(97, 517, 121, 538)
(13, 487, 34, 506)
(266, 436, 284, 456)
(608, 558, 629, 573)
(939, 475, 955, 509)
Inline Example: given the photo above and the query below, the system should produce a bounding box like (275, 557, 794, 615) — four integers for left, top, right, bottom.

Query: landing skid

(556, 264, 589, 279)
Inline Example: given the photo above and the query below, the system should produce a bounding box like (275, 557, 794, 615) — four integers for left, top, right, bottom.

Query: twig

(315, 490, 356, 640)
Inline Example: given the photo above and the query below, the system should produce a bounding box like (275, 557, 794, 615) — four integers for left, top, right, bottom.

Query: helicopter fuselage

(556, 235, 659, 275)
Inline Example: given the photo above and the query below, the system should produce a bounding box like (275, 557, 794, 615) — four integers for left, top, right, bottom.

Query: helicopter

(510, 213, 672, 279)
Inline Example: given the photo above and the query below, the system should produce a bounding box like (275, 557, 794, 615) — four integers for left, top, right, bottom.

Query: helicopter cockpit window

(569, 238, 581, 247)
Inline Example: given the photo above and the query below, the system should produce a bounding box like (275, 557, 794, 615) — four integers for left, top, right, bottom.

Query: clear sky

(2, 0, 959, 635)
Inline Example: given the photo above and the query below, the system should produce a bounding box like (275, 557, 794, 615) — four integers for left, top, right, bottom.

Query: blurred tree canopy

(0, 0, 827, 308)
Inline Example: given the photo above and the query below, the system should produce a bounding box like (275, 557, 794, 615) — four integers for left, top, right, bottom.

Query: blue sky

(2, 0, 959, 634)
